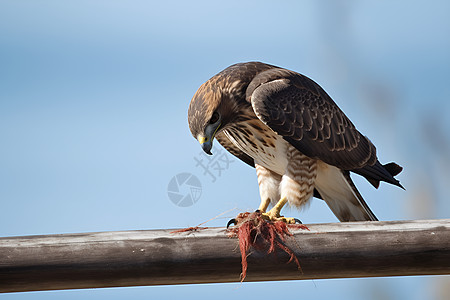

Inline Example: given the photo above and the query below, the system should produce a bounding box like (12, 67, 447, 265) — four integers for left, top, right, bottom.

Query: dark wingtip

(384, 162, 403, 177)
(368, 178, 380, 189)
(384, 162, 405, 190)
(361, 162, 404, 189)
(396, 181, 406, 190)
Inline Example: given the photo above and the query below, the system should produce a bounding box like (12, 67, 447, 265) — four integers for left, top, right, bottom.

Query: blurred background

(1, 0, 449, 299)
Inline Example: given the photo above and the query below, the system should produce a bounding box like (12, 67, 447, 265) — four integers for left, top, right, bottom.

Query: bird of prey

(188, 62, 403, 223)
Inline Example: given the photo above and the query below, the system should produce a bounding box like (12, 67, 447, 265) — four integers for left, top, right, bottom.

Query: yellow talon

(257, 197, 301, 224)
(260, 212, 298, 224)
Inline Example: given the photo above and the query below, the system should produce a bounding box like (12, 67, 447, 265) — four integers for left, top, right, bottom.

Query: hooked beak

(201, 140, 213, 155)
(198, 123, 221, 155)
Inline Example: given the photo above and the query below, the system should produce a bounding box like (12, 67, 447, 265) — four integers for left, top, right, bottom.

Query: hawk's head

(188, 62, 277, 155)
(188, 76, 242, 155)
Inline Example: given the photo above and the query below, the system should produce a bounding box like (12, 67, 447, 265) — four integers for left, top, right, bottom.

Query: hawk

(188, 62, 403, 223)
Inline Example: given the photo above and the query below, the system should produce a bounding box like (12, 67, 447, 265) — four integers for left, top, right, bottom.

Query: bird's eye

(209, 112, 220, 124)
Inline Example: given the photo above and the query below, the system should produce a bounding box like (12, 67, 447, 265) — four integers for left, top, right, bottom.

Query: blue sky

(1, 1, 450, 299)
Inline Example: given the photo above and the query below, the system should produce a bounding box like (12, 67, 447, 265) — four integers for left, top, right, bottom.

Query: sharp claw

(227, 218, 237, 228)
(294, 218, 302, 224)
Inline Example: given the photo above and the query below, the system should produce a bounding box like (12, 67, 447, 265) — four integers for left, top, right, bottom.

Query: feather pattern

(188, 61, 404, 222)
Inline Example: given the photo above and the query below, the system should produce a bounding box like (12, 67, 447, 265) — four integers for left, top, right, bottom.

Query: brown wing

(247, 68, 376, 170)
(215, 131, 254, 167)
(247, 67, 402, 187)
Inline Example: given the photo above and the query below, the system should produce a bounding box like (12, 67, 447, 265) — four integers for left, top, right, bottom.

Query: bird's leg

(255, 163, 281, 214)
(261, 197, 300, 224)
(257, 197, 270, 213)
(266, 197, 287, 219)
(227, 164, 302, 228)
(260, 147, 316, 224)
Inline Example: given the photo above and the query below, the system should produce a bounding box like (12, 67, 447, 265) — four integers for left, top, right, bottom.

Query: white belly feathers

(223, 121, 289, 175)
